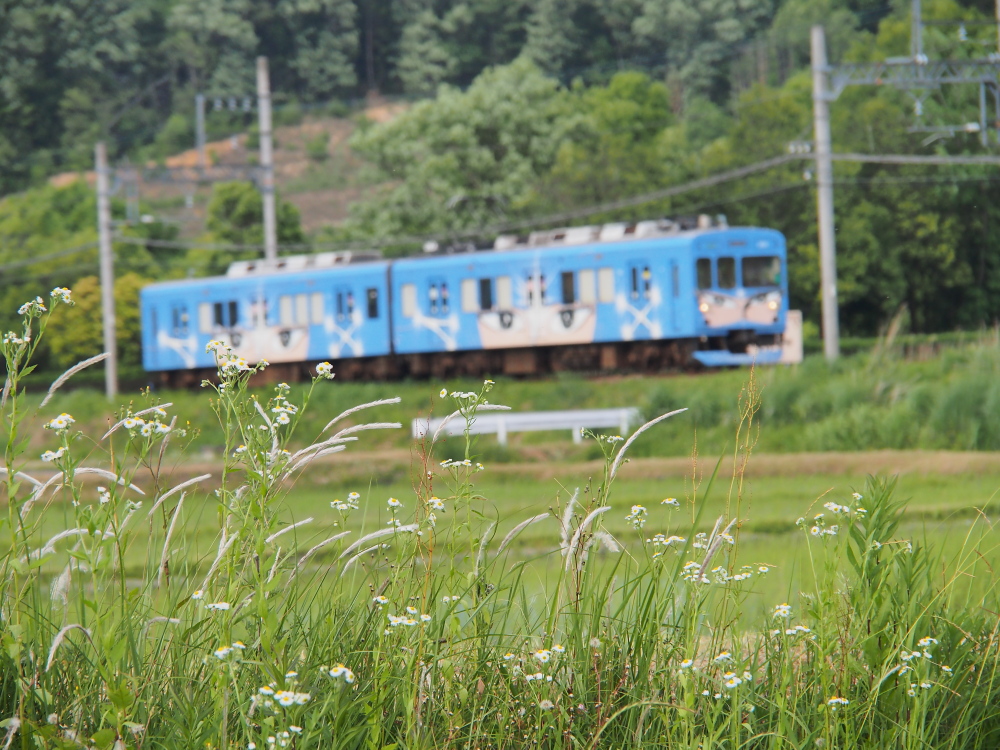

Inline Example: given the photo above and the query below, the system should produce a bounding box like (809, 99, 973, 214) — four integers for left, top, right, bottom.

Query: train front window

(718, 257, 736, 289)
(479, 278, 493, 311)
(367, 288, 379, 318)
(696, 259, 712, 289)
(561, 271, 575, 305)
(742, 256, 781, 287)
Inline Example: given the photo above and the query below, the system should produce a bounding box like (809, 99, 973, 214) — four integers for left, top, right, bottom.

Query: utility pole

(256, 57, 278, 264)
(95, 142, 118, 399)
(811, 26, 840, 361)
(195, 93, 207, 174)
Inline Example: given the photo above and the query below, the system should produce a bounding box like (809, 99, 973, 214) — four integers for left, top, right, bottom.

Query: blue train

(140, 219, 799, 383)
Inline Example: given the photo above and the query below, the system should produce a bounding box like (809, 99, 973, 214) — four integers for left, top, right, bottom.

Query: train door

(625, 261, 655, 340)
(669, 260, 680, 331)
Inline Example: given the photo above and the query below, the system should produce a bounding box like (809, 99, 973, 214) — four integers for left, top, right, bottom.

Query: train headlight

(750, 290, 782, 311)
(699, 302, 710, 313)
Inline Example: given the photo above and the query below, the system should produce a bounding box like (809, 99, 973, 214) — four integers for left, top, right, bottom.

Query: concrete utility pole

(256, 57, 278, 264)
(95, 142, 118, 398)
(810, 26, 840, 361)
(195, 93, 207, 173)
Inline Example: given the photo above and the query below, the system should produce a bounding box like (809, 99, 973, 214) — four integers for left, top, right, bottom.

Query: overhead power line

(0, 241, 99, 273)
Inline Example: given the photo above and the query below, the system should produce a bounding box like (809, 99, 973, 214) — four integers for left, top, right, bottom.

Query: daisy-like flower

(45, 413, 76, 432)
(917, 637, 939, 648)
(852, 492, 863, 501)
(439, 388, 448, 398)
(503, 653, 516, 661)
(941, 665, 953, 673)
(316, 362, 334, 379)
(275, 412, 291, 425)
(661, 497, 679, 507)
(232, 641, 246, 649)
(206, 602, 230, 611)
(50, 287, 72, 303)
(723, 672, 742, 689)
(275, 691, 296, 707)
(214, 646, 233, 659)
(373, 596, 389, 605)
(551, 644, 565, 653)
(420, 614, 432, 623)
(427, 496, 445, 510)
(920, 682, 932, 689)
(18, 297, 46, 315)
(533, 649, 552, 664)
(827, 697, 849, 709)
(483, 379, 495, 389)
(140, 423, 154, 437)
(288, 727, 302, 735)
(713, 651, 733, 664)
(758, 565, 770, 574)
(539, 700, 554, 710)
(773, 603, 792, 619)
(41, 448, 66, 462)
(192, 590, 204, 600)
(406, 606, 418, 615)
(680, 659, 694, 669)
(259, 686, 275, 696)
(625, 505, 648, 529)
(388, 497, 402, 509)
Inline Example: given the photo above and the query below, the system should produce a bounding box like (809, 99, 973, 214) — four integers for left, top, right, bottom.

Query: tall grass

(2, 293, 1000, 749)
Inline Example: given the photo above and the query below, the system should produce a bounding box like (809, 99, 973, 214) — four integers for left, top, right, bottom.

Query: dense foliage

(3, 301, 1000, 749)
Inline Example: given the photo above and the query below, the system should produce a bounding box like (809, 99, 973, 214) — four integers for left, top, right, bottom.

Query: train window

(629, 265, 650, 301)
(401, 283, 417, 317)
(171, 305, 189, 336)
(295, 294, 308, 324)
(198, 302, 212, 333)
(428, 284, 439, 314)
(335, 289, 355, 322)
(561, 271, 575, 305)
(696, 259, 712, 289)
(496, 275, 512, 309)
(479, 278, 493, 311)
(642, 266, 651, 299)
(578, 269, 595, 304)
(366, 288, 379, 318)
(213, 301, 238, 327)
(718, 257, 736, 289)
(742, 256, 781, 287)
(461, 279, 477, 312)
(440, 283, 450, 313)
(213, 302, 224, 326)
(672, 265, 680, 297)
(310, 293, 324, 324)
(597, 267, 615, 302)
(279, 295, 293, 326)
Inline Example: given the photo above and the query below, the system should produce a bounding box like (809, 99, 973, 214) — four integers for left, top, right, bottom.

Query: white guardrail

(412, 407, 641, 446)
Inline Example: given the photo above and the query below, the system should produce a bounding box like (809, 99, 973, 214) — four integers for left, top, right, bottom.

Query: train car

(139, 219, 797, 382)
(140, 252, 391, 384)
(389, 220, 791, 374)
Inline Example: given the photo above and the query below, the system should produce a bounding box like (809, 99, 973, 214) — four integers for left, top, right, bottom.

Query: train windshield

(742, 256, 781, 287)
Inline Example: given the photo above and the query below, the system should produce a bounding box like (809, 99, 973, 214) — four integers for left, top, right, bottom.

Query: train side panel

(141, 264, 392, 371)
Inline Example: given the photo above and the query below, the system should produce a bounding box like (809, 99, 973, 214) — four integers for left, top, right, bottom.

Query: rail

(412, 407, 641, 446)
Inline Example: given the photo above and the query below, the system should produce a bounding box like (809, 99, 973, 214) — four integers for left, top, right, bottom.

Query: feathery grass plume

(157, 492, 186, 590)
(474, 522, 496, 576)
(578, 531, 621, 573)
(559, 489, 579, 549)
(45, 624, 93, 671)
(563, 506, 611, 575)
(609, 408, 688, 480)
(0, 467, 42, 488)
(147, 474, 211, 518)
(322, 397, 401, 432)
(156, 415, 178, 466)
(287, 436, 357, 465)
(697, 516, 737, 581)
(343, 544, 388, 571)
(498, 513, 551, 555)
(50, 564, 72, 606)
(29, 528, 92, 561)
(339, 525, 418, 560)
(253, 399, 279, 455)
(265, 518, 314, 545)
(284, 445, 346, 475)
(1, 718, 19, 750)
(330, 421, 402, 440)
(102, 402, 174, 439)
(140, 617, 181, 639)
(39, 352, 109, 408)
(295, 531, 352, 571)
(72, 468, 145, 494)
(431, 404, 510, 442)
(199, 531, 239, 592)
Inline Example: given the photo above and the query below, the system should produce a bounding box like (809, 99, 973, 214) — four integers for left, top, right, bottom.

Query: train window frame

(629, 263, 651, 301)
(478, 278, 494, 311)
(401, 283, 417, 318)
(171, 304, 189, 336)
(295, 294, 308, 325)
(310, 292, 324, 324)
(578, 269, 596, 304)
(461, 279, 477, 312)
(279, 295, 293, 326)
(213, 301, 238, 328)
(742, 255, 781, 287)
(366, 288, 379, 319)
(560, 271, 575, 305)
(696, 258, 712, 289)
(672, 265, 680, 297)
(718, 257, 737, 289)
(496, 275, 513, 309)
(597, 267, 615, 302)
(198, 302, 213, 333)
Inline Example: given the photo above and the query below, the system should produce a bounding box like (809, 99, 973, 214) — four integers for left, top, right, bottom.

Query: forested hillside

(3, 0, 1000, 368)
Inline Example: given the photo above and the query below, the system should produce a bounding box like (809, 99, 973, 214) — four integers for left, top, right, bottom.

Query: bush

(306, 133, 330, 162)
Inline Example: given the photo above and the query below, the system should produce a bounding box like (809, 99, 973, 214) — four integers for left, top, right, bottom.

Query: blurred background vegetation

(3, 0, 1000, 383)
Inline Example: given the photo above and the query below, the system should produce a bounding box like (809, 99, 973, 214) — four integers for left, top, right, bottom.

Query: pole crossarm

(828, 60, 1000, 97)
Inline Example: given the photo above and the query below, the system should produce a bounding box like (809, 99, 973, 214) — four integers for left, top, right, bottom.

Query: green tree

(46, 272, 148, 369)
